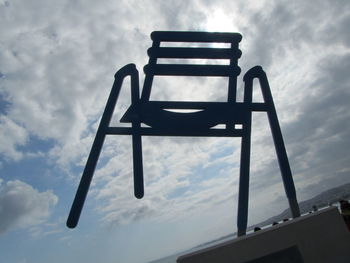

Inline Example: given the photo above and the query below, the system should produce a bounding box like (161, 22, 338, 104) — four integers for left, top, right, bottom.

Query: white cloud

(1, 1, 350, 263)
(0, 179, 58, 235)
(0, 115, 28, 161)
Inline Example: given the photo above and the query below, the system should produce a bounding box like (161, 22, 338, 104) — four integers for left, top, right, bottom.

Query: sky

(1, 0, 350, 262)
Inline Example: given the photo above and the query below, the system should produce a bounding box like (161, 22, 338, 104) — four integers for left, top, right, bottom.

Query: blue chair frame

(67, 31, 300, 236)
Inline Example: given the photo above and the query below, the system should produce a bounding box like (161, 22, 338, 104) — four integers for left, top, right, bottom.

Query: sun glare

(205, 10, 236, 32)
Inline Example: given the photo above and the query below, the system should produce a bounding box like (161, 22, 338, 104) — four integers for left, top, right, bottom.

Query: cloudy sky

(1, 0, 350, 262)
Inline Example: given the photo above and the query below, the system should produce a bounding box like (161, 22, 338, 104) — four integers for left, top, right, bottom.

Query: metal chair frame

(67, 31, 300, 236)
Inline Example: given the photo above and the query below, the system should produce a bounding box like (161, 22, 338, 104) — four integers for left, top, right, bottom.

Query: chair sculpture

(67, 31, 300, 236)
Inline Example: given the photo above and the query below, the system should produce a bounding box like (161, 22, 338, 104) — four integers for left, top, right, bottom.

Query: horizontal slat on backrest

(148, 47, 242, 59)
(151, 31, 242, 43)
(144, 64, 241, 76)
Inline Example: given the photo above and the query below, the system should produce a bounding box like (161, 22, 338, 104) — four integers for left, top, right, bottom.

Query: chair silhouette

(67, 31, 300, 236)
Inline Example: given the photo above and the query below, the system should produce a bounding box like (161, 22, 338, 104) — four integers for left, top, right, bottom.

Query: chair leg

(132, 122, 144, 199)
(237, 123, 252, 236)
(267, 113, 300, 218)
(237, 68, 254, 237)
(67, 128, 107, 228)
(129, 65, 144, 199)
(258, 70, 301, 219)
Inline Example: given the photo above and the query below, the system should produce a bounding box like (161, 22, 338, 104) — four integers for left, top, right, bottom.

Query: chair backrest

(140, 31, 243, 103)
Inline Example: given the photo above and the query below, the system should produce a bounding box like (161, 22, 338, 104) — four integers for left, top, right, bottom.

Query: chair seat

(120, 102, 247, 130)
